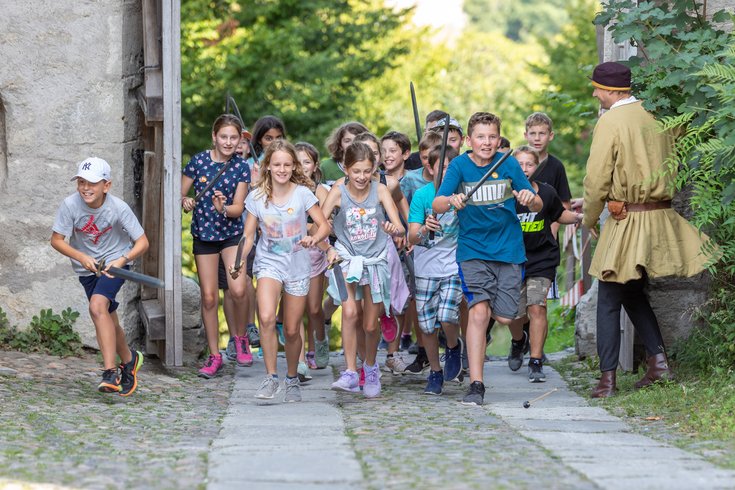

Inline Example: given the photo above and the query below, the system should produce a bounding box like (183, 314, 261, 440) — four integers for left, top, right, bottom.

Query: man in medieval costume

(582, 61, 711, 397)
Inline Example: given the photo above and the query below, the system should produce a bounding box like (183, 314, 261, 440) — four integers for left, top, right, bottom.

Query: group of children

(52, 106, 580, 407)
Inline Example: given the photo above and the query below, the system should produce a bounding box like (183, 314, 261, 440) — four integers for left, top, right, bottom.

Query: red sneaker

(379, 314, 398, 343)
(198, 354, 224, 378)
(235, 335, 254, 367)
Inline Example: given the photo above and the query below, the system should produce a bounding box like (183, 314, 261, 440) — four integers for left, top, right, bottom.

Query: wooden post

(581, 227, 592, 294)
(162, 0, 182, 366)
(141, 145, 161, 301)
(619, 311, 634, 372)
(564, 226, 576, 291)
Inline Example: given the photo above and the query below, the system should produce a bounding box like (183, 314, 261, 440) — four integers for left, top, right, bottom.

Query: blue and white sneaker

(443, 337, 463, 382)
(424, 369, 444, 395)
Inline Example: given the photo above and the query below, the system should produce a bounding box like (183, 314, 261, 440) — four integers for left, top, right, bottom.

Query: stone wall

(0, 1, 144, 347)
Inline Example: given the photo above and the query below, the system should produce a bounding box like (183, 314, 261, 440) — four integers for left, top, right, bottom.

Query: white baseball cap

(71, 157, 111, 183)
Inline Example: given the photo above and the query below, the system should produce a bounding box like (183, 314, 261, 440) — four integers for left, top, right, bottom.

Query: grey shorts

(515, 276, 552, 319)
(457, 259, 522, 319)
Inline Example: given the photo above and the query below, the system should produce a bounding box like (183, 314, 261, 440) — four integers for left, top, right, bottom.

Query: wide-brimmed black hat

(590, 61, 631, 91)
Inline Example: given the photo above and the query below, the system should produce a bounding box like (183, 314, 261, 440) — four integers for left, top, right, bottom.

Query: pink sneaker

(380, 314, 398, 343)
(235, 335, 253, 367)
(198, 354, 224, 378)
(306, 351, 317, 370)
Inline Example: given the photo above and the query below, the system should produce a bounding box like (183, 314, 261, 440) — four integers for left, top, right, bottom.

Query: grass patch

(552, 355, 735, 469)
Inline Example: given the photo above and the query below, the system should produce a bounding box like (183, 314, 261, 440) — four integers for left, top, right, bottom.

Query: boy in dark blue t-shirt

(433, 112, 542, 406)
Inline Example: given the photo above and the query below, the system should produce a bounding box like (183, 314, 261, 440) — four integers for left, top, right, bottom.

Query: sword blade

(410, 81, 422, 144)
(403, 250, 417, 295)
(430, 114, 452, 240)
(462, 149, 514, 204)
(193, 159, 232, 202)
(331, 262, 349, 302)
(108, 266, 165, 289)
(227, 93, 258, 161)
(231, 234, 247, 277)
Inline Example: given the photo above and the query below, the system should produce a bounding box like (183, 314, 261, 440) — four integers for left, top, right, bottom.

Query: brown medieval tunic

(582, 100, 710, 283)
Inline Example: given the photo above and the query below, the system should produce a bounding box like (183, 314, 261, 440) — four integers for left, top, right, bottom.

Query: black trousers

(596, 277, 665, 372)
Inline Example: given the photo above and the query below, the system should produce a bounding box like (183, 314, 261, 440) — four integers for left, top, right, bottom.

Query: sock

(401, 333, 411, 338)
(418, 346, 427, 357)
(530, 357, 542, 365)
(286, 375, 297, 380)
(386, 353, 394, 359)
(271, 373, 278, 379)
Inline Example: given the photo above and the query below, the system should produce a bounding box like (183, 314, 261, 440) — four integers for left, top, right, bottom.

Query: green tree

(355, 28, 546, 149)
(464, 0, 570, 41)
(524, 0, 600, 195)
(181, 0, 412, 158)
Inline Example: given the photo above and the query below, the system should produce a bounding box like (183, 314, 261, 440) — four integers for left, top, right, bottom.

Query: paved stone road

(2, 349, 735, 489)
(0, 350, 231, 490)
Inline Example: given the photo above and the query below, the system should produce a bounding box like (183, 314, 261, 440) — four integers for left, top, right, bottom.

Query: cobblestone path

(0, 350, 231, 490)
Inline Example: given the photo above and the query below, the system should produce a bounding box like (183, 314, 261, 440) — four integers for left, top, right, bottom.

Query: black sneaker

(528, 358, 546, 383)
(404, 351, 430, 375)
(247, 323, 260, 348)
(424, 369, 444, 395)
(508, 331, 528, 372)
(462, 381, 485, 405)
(119, 350, 144, 396)
(98, 368, 121, 393)
(399, 335, 412, 351)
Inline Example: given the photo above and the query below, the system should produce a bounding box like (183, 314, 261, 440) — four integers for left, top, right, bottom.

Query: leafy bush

(0, 307, 83, 357)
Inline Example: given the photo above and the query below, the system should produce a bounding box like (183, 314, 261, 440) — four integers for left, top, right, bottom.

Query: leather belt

(626, 200, 671, 212)
(608, 200, 671, 220)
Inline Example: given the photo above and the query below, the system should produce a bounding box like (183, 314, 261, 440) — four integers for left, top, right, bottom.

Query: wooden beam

(619, 311, 635, 372)
(141, 0, 163, 125)
(139, 299, 166, 340)
(141, 145, 162, 301)
(162, 0, 183, 366)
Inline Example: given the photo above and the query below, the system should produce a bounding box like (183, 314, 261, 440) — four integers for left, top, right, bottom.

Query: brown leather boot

(591, 370, 616, 398)
(634, 353, 674, 389)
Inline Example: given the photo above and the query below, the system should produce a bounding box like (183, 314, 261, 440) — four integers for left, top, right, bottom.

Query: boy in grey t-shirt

(51, 157, 149, 396)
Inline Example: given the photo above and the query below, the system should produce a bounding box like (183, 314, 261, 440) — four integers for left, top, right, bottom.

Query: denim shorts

(457, 259, 522, 319)
(78, 269, 127, 313)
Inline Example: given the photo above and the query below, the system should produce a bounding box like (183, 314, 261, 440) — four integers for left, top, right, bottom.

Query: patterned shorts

(515, 276, 552, 319)
(415, 275, 462, 334)
(256, 269, 310, 297)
